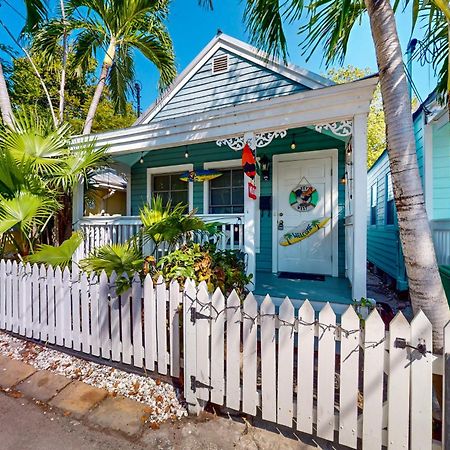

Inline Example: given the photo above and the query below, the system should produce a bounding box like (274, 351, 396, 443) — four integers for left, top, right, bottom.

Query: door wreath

(289, 177, 319, 212)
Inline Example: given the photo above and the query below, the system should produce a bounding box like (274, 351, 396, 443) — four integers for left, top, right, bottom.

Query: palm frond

(26, 231, 83, 267)
(243, 0, 304, 62)
(108, 44, 135, 113)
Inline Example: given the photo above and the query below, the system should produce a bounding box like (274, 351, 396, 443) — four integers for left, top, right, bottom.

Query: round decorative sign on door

(289, 177, 319, 212)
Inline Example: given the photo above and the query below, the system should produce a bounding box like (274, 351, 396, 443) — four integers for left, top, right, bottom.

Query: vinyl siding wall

(151, 48, 308, 122)
(432, 120, 450, 220)
(130, 127, 346, 275)
(367, 151, 407, 290)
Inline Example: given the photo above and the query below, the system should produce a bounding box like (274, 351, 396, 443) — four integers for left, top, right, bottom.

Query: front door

(276, 155, 333, 275)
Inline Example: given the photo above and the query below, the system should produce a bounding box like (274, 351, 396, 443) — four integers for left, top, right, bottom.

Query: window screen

(370, 183, 377, 225)
(386, 172, 395, 225)
(209, 168, 244, 214)
(152, 173, 188, 209)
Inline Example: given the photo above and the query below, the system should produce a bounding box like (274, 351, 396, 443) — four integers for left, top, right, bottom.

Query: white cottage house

(73, 33, 377, 306)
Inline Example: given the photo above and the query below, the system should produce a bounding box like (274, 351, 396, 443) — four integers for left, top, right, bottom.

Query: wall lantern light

(290, 134, 296, 150)
(260, 154, 270, 181)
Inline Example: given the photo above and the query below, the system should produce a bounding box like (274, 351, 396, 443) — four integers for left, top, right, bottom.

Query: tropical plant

(154, 242, 252, 296)
(33, 0, 177, 134)
(237, 0, 450, 350)
(0, 110, 108, 258)
(9, 50, 136, 133)
(140, 196, 219, 253)
(26, 231, 84, 268)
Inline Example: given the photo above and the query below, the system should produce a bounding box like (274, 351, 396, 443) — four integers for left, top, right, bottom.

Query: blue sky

(0, 0, 438, 111)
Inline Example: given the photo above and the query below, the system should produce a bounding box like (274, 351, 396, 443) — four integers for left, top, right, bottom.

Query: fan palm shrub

(0, 109, 108, 259)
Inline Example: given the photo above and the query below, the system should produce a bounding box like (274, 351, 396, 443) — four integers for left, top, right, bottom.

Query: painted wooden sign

(279, 217, 330, 246)
(289, 178, 319, 212)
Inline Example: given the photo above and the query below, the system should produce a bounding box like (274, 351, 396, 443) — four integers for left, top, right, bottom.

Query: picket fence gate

(0, 259, 448, 449)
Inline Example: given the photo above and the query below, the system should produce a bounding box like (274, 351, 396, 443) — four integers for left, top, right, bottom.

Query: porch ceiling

(72, 76, 378, 158)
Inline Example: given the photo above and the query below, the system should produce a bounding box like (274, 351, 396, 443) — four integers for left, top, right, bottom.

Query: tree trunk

(0, 62, 14, 127)
(58, 0, 68, 124)
(365, 0, 450, 350)
(83, 38, 116, 135)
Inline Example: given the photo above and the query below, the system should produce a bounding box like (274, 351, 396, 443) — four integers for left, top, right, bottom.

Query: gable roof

(136, 33, 334, 125)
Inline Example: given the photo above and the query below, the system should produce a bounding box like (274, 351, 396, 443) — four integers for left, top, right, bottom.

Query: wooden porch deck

(254, 271, 352, 312)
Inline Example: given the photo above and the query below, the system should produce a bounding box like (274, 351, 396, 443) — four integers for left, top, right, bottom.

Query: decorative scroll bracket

(216, 129, 287, 151)
(314, 120, 353, 137)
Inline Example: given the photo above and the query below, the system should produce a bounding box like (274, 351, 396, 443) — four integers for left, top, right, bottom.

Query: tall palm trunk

(0, 62, 13, 127)
(365, 0, 450, 350)
(83, 38, 116, 134)
(58, 0, 68, 124)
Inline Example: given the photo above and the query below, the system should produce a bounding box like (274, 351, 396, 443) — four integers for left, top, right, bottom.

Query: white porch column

(244, 131, 257, 289)
(72, 180, 84, 231)
(351, 114, 368, 300)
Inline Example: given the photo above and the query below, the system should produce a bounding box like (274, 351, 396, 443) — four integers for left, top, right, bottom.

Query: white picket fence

(0, 259, 448, 449)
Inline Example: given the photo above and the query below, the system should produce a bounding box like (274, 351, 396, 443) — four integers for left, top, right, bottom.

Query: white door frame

(272, 149, 339, 276)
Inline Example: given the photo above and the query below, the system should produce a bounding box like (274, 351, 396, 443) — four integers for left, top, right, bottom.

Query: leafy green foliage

(8, 51, 137, 133)
(327, 66, 386, 168)
(140, 196, 219, 252)
(0, 110, 108, 258)
(155, 243, 252, 297)
(26, 231, 84, 268)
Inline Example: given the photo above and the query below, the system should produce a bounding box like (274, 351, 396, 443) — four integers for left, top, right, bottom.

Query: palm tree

(0, 0, 47, 127)
(241, 0, 450, 349)
(34, 0, 177, 134)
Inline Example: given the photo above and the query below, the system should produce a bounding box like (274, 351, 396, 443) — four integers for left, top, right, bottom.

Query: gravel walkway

(0, 331, 187, 424)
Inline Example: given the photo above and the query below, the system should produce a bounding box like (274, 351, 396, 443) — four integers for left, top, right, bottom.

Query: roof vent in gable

(212, 55, 229, 74)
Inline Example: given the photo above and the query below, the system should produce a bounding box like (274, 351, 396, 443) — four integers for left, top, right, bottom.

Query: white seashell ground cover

(0, 331, 187, 424)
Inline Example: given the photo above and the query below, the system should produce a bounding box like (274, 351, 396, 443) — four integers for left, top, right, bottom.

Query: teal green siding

(367, 151, 407, 290)
(413, 113, 425, 186)
(152, 48, 308, 122)
(130, 127, 346, 276)
(432, 121, 450, 220)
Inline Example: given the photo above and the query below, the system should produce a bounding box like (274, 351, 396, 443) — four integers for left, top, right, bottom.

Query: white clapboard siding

(226, 290, 241, 411)
(210, 288, 225, 406)
(261, 295, 276, 423)
(297, 299, 315, 434)
(362, 309, 385, 450)
(339, 306, 360, 449)
(277, 297, 294, 427)
(387, 313, 411, 449)
(196, 282, 211, 402)
(316, 303, 336, 442)
(242, 292, 258, 415)
(410, 311, 432, 450)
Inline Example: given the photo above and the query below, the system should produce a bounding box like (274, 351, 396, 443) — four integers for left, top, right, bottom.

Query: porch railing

(78, 214, 245, 260)
(431, 219, 450, 266)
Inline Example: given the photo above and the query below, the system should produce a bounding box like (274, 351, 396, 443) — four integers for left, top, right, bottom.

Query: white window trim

(271, 149, 339, 277)
(147, 163, 194, 210)
(203, 159, 242, 213)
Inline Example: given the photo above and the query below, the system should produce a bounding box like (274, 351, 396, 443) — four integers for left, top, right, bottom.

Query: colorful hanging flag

(279, 217, 330, 246)
(179, 169, 223, 182)
(242, 143, 256, 180)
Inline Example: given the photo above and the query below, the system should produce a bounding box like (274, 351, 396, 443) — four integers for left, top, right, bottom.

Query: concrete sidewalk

(0, 353, 329, 449)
